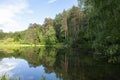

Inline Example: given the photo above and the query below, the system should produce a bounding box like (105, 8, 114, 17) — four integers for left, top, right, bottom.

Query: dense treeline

(0, 0, 120, 63)
(0, 22, 57, 45)
(77, 0, 120, 63)
(0, 6, 82, 46)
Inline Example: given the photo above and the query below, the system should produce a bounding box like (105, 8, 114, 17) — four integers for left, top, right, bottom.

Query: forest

(0, 0, 120, 63)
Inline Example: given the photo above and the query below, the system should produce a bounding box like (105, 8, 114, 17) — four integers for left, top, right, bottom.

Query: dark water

(0, 47, 120, 80)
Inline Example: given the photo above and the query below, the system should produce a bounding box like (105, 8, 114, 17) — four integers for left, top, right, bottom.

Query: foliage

(24, 23, 41, 44)
(44, 26, 57, 45)
(78, 0, 120, 62)
(53, 13, 63, 42)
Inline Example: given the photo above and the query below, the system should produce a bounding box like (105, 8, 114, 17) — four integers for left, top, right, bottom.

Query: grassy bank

(0, 42, 64, 49)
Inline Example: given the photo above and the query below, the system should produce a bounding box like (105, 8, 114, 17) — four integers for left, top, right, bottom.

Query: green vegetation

(77, 0, 120, 63)
(0, 0, 120, 63)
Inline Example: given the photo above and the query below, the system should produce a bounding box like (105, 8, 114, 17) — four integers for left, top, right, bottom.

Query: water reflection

(0, 47, 120, 80)
(0, 57, 60, 80)
(0, 47, 61, 80)
(0, 58, 17, 74)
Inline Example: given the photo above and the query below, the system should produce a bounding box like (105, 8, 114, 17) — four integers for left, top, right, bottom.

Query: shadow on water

(0, 47, 120, 80)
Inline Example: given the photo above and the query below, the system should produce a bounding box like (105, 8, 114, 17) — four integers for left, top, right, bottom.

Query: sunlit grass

(0, 42, 64, 48)
(0, 42, 64, 54)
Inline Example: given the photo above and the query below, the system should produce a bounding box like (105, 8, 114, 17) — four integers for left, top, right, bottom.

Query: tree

(24, 23, 40, 44)
(0, 30, 5, 40)
(67, 6, 81, 44)
(53, 13, 63, 42)
(54, 11, 69, 42)
(62, 10, 68, 41)
(45, 26, 57, 45)
(80, 0, 120, 62)
(43, 18, 53, 35)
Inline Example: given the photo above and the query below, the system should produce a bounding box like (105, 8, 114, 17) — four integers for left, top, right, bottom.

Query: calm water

(0, 47, 120, 80)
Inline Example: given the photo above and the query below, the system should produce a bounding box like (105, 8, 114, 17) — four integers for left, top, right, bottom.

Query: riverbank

(0, 42, 64, 49)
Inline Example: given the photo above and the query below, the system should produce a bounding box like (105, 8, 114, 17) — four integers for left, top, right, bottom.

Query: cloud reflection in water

(0, 58, 17, 76)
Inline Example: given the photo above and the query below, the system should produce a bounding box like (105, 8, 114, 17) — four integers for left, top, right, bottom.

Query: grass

(0, 42, 44, 48)
(0, 41, 64, 48)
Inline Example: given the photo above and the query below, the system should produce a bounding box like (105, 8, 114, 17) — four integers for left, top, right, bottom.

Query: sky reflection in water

(0, 57, 60, 80)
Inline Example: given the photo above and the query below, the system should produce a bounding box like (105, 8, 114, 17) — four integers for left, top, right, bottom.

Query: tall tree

(53, 13, 63, 42)
(67, 6, 81, 43)
(80, 0, 120, 62)
(62, 10, 68, 41)
(45, 26, 57, 45)
(43, 18, 53, 35)
(24, 23, 40, 44)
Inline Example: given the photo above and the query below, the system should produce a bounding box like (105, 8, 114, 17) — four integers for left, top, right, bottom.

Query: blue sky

(0, 0, 78, 32)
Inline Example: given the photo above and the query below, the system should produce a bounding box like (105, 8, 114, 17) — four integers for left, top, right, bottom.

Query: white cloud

(0, 0, 33, 32)
(48, 0, 57, 3)
(0, 61, 17, 76)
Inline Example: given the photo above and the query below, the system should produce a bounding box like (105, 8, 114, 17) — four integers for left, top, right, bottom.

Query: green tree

(54, 11, 68, 42)
(79, 0, 120, 62)
(45, 26, 57, 45)
(43, 18, 53, 34)
(61, 10, 68, 41)
(0, 30, 5, 40)
(24, 23, 40, 44)
(13, 31, 25, 43)
(67, 6, 81, 44)
(53, 13, 63, 42)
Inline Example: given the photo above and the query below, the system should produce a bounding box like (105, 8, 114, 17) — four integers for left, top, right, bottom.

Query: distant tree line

(0, 6, 82, 46)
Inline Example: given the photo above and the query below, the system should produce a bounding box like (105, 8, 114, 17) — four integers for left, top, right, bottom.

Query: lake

(0, 47, 120, 80)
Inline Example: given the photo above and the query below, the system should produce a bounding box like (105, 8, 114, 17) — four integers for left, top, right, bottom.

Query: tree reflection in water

(0, 47, 120, 80)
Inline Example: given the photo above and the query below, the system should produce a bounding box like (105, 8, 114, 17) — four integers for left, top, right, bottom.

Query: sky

(0, 0, 78, 32)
